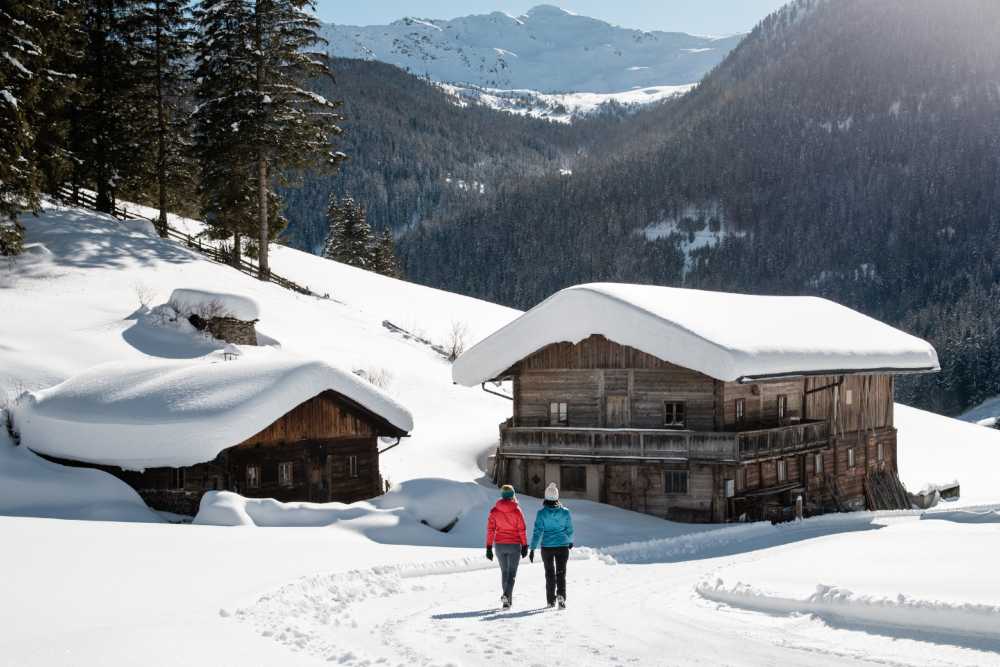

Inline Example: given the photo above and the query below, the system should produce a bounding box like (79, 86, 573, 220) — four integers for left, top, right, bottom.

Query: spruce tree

(123, 0, 194, 236)
(322, 195, 373, 269)
(244, 0, 344, 279)
(372, 229, 402, 278)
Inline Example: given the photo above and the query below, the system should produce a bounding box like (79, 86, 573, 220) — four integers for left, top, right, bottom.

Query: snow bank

(454, 283, 939, 384)
(169, 288, 260, 320)
(0, 411, 161, 522)
(698, 580, 1000, 646)
(12, 354, 413, 470)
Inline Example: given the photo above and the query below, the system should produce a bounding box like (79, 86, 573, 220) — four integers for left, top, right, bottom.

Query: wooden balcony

(499, 420, 830, 463)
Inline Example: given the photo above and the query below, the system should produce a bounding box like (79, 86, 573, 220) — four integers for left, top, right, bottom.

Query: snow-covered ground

(3, 201, 1000, 665)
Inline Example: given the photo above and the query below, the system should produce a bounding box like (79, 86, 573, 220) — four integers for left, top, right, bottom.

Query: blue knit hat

(500, 484, 515, 499)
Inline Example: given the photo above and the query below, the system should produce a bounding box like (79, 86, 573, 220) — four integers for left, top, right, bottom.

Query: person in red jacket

(485, 484, 528, 609)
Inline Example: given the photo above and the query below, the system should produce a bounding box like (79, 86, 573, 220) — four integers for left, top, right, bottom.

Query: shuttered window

(664, 470, 688, 495)
(777, 395, 788, 422)
(561, 466, 587, 492)
(735, 398, 746, 425)
(664, 401, 686, 428)
(549, 402, 569, 426)
(246, 465, 260, 489)
(279, 462, 294, 487)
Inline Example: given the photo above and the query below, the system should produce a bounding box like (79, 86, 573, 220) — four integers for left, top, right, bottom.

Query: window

(172, 468, 185, 490)
(561, 466, 587, 492)
(278, 462, 294, 487)
(845, 389, 854, 405)
(664, 470, 689, 495)
(664, 401, 686, 428)
(847, 447, 856, 468)
(814, 452, 824, 476)
(777, 395, 788, 422)
(777, 460, 787, 483)
(549, 402, 569, 426)
(734, 398, 746, 425)
(877, 442, 884, 462)
(348, 455, 359, 479)
(246, 464, 260, 489)
(724, 479, 735, 499)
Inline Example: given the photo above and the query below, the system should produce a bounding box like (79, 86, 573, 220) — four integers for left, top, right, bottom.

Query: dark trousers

(494, 543, 521, 601)
(541, 546, 569, 604)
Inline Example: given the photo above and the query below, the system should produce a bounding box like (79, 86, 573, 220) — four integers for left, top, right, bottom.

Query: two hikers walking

(485, 482, 575, 610)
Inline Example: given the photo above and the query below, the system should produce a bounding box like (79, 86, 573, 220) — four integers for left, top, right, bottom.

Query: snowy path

(232, 542, 1000, 666)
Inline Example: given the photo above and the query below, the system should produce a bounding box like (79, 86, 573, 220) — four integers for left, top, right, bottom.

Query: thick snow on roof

(453, 283, 940, 385)
(169, 288, 260, 320)
(13, 354, 414, 470)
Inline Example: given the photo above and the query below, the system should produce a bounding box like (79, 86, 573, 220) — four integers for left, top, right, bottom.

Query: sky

(313, 1, 791, 36)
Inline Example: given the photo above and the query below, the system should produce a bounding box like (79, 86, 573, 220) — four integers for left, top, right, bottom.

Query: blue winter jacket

(530, 503, 574, 549)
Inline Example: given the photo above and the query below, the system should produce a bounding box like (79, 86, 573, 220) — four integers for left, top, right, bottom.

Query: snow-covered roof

(13, 356, 414, 470)
(169, 288, 260, 321)
(452, 283, 940, 385)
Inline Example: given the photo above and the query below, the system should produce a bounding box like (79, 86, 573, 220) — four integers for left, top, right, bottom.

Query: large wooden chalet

(14, 357, 413, 516)
(453, 284, 939, 523)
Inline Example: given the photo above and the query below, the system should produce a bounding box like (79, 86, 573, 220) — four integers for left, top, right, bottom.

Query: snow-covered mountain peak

(320, 7, 743, 94)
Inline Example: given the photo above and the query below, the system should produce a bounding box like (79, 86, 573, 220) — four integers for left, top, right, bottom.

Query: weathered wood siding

(239, 391, 375, 446)
(804, 374, 894, 434)
(721, 379, 804, 428)
(511, 335, 717, 429)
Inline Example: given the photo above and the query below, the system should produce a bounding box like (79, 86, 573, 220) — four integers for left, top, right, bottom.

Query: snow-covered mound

(168, 288, 260, 320)
(454, 282, 940, 385)
(698, 518, 1000, 645)
(322, 5, 742, 93)
(0, 412, 161, 522)
(12, 353, 413, 470)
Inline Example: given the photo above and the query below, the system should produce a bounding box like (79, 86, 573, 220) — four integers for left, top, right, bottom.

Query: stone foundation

(189, 314, 258, 345)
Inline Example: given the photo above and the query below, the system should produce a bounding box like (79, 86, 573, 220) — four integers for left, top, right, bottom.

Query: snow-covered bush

(354, 366, 394, 391)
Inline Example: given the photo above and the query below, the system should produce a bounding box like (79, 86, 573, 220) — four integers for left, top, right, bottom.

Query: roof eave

(735, 365, 941, 384)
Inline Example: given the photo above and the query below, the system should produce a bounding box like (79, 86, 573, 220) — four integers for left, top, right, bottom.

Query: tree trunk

(257, 154, 269, 280)
(232, 230, 242, 268)
(154, 0, 168, 238)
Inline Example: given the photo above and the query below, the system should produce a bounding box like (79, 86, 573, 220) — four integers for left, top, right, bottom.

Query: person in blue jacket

(529, 482, 574, 609)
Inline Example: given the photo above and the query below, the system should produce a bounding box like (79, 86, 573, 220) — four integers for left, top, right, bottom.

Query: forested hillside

(398, 0, 1000, 415)
(279, 58, 597, 252)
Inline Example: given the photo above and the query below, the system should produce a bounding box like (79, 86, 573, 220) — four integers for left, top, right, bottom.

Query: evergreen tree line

(0, 0, 351, 278)
(321, 194, 400, 278)
(396, 0, 1000, 416)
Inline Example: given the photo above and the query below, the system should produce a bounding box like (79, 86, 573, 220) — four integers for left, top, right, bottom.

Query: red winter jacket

(485, 499, 528, 547)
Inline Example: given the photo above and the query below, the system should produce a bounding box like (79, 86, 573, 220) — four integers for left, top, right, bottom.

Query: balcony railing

(499, 420, 830, 462)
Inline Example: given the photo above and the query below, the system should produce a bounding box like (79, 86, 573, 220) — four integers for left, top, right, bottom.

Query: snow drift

(12, 353, 413, 470)
(453, 283, 940, 385)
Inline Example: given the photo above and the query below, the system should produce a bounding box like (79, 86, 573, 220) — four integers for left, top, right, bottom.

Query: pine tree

(322, 195, 373, 268)
(372, 228, 402, 278)
(244, 0, 344, 279)
(122, 0, 195, 236)
(192, 0, 257, 265)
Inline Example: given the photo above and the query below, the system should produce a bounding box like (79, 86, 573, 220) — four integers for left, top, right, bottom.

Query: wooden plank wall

(804, 374, 894, 435)
(721, 379, 804, 428)
(239, 390, 375, 446)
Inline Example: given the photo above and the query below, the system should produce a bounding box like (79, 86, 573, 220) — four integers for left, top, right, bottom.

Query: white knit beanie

(544, 482, 559, 501)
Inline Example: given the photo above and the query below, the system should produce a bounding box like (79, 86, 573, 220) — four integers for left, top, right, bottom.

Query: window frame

(877, 442, 884, 462)
(776, 459, 787, 483)
(549, 401, 569, 427)
(847, 447, 856, 468)
(663, 401, 686, 428)
(172, 468, 185, 490)
(777, 394, 788, 423)
(734, 398, 746, 425)
(348, 455, 359, 479)
(814, 452, 824, 476)
(664, 469, 689, 495)
(278, 461, 294, 488)
(246, 464, 260, 489)
(560, 465, 587, 493)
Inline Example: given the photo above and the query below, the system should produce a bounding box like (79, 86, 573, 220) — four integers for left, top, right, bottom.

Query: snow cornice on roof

(452, 283, 940, 386)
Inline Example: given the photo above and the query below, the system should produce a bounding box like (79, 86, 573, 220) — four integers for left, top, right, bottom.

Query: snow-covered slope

(321, 5, 742, 93)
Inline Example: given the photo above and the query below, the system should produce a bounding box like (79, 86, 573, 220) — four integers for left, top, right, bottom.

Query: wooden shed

(13, 356, 414, 516)
(453, 283, 940, 523)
